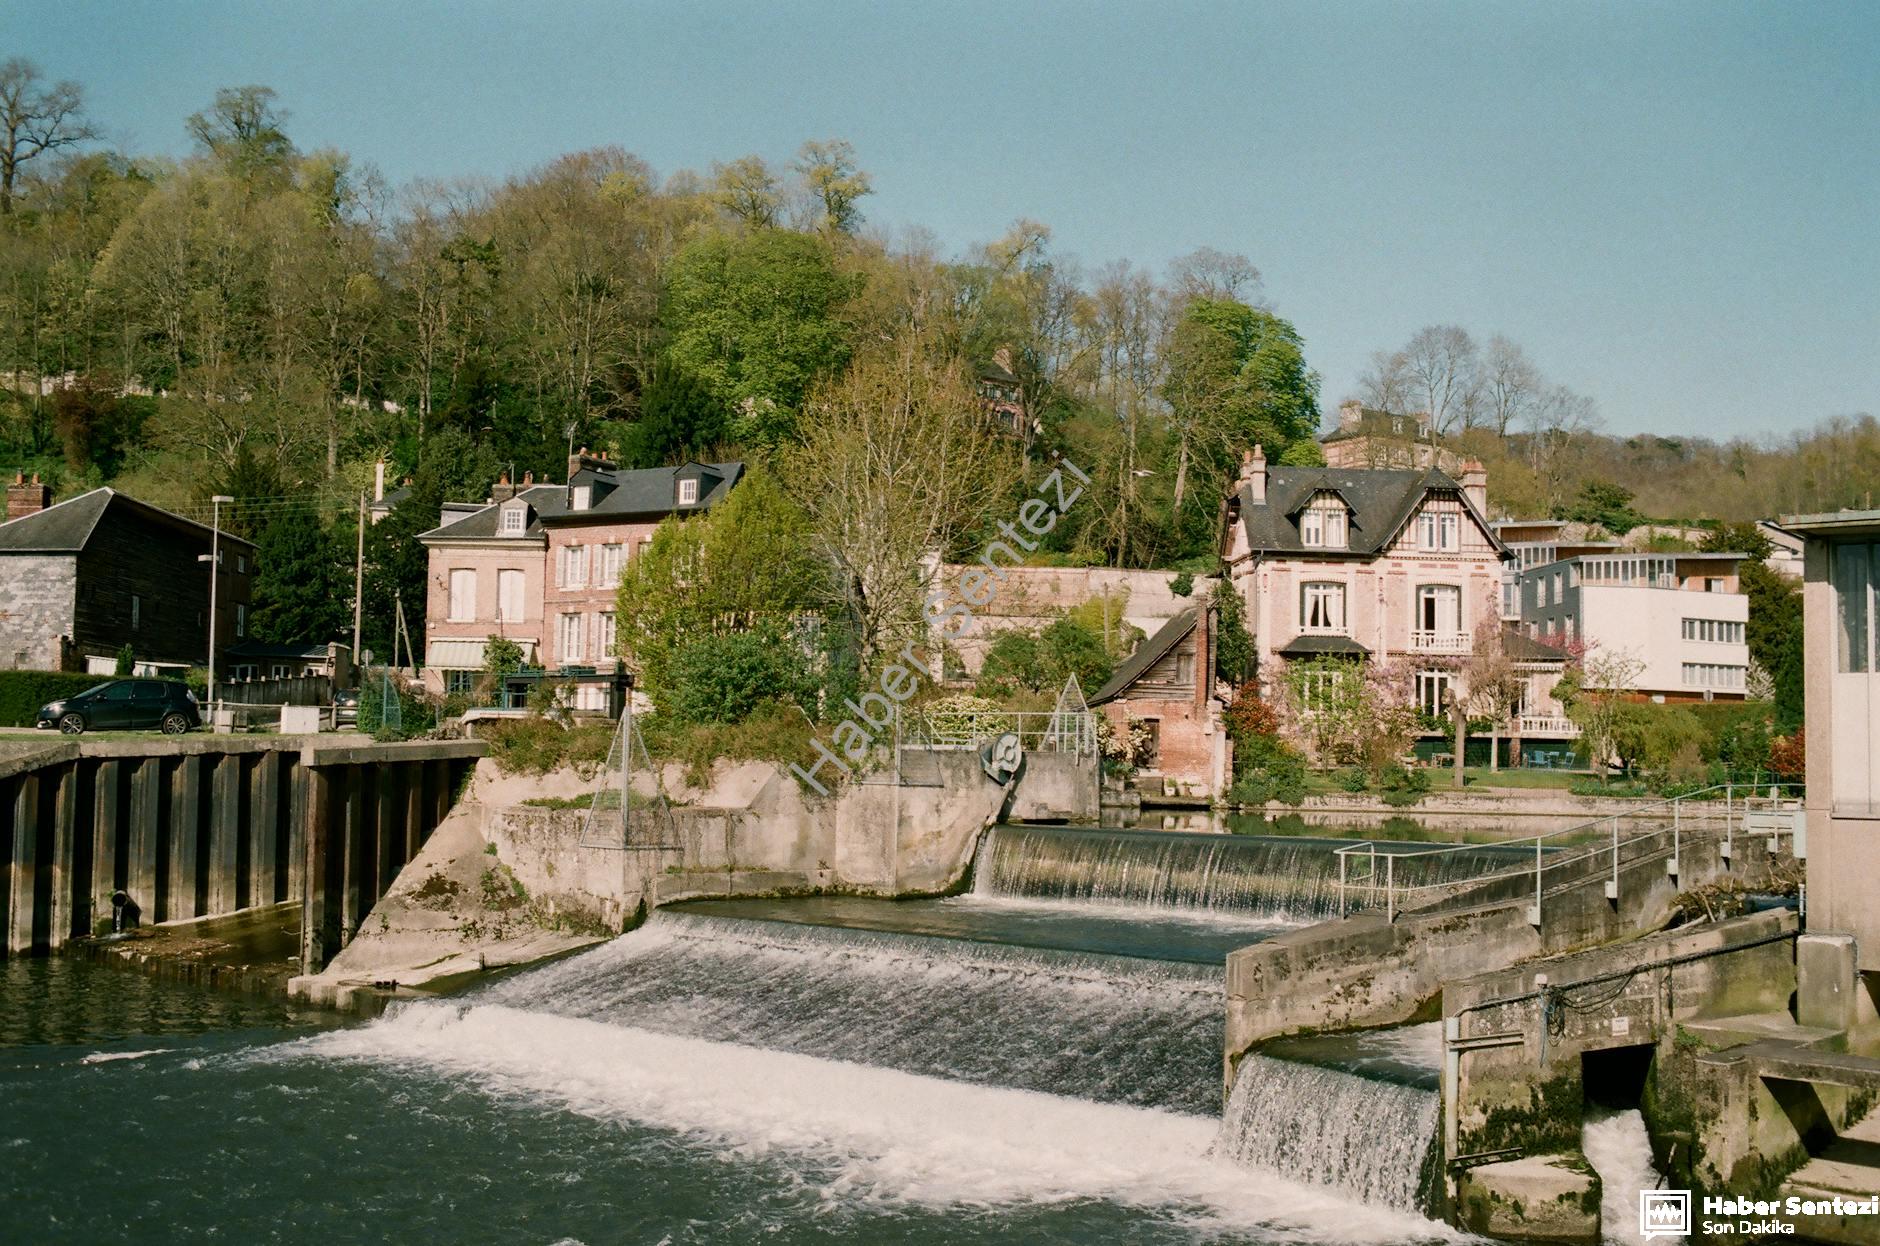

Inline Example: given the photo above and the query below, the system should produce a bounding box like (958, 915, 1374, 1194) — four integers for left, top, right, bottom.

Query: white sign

(1611, 1016, 1631, 1038)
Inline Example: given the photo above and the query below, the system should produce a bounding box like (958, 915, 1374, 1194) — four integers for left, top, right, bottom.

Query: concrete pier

(0, 737, 481, 964)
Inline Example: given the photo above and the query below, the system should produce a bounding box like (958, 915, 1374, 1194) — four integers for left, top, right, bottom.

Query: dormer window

(500, 503, 528, 535)
(677, 478, 699, 505)
(572, 485, 592, 511)
(1417, 509, 1460, 552)
(1300, 495, 1348, 549)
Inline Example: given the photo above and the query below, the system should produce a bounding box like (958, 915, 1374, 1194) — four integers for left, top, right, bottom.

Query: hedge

(0, 670, 114, 727)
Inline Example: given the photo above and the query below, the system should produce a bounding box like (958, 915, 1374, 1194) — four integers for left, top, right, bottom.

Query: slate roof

(1501, 627, 1570, 663)
(1090, 607, 1197, 705)
(0, 487, 256, 553)
(1232, 467, 1509, 562)
(419, 462, 744, 542)
(1276, 634, 1370, 658)
(224, 639, 335, 660)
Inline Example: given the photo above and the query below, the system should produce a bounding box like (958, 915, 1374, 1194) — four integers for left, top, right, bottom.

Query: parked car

(36, 679, 201, 735)
(334, 688, 359, 728)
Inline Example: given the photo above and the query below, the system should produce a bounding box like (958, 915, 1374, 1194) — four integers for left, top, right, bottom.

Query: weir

(974, 824, 1530, 923)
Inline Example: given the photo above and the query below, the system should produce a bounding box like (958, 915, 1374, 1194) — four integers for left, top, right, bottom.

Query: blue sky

(5, 0, 1875, 440)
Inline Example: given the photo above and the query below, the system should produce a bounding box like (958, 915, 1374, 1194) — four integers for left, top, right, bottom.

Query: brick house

(1218, 447, 1577, 758)
(1088, 603, 1228, 798)
(0, 478, 256, 675)
(417, 451, 743, 708)
(1319, 400, 1461, 471)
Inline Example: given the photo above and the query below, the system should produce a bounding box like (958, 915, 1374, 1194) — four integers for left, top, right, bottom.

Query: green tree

(616, 362, 727, 468)
(664, 629, 814, 724)
(793, 138, 871, 234)
(661, 230, 857, 440)
(251, 509, 351, 645)
(1555, 480, 1644, 535)
(186, 85, 294, 179)
(114, 644, 134, 676)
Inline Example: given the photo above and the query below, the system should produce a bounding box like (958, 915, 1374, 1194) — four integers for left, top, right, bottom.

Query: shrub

(663, 630, 813, 725)
(1377, 764, 1431, 807)
(481, 716, 615, 775)
(1168, 571, 1195, 598)
(1227, 732, 1308, 806)
(358, 674, 438, 741)
(1222, 685, 1280, 739)
(0, 670, 114, 727)
(114, 645, 135, 676)
(1336, 767, 1370, 793)
(1769, 729, 1804, 781)
(643, 699, 819, 788)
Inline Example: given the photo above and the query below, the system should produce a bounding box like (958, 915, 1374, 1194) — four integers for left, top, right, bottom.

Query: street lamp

(197, 495, 233, 718)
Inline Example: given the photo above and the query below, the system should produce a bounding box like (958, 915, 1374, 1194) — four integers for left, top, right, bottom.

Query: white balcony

(1516, 715, 1581, 737)
(1411, 630, 1472, 654)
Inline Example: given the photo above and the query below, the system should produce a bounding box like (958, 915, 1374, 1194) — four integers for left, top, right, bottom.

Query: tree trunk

(1452, 704, 1467, 789)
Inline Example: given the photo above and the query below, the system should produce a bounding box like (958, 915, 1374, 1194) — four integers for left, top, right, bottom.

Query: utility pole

(199, 495, 232, 716)
(352, 491, 366, 665)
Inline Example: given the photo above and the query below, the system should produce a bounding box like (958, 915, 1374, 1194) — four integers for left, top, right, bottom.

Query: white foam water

(1216, 1054, 1441, 1212)
(1583, 1109, 1668, 1245)
(272, 1002, 1456, 1243)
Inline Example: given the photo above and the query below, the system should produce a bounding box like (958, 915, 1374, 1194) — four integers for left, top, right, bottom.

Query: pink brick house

(418, 452, 743, 708)
(1220, 446, 1516, 745)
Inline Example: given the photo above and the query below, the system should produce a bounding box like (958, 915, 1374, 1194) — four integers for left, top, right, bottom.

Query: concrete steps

(1779, 1105, 1880, 1245)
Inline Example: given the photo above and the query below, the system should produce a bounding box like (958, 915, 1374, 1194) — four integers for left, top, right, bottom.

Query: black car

(36, 679, 201, 735)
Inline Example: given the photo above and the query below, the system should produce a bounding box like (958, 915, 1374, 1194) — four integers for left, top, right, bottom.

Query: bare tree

(1445, 618, 1529, 788)
(1354, 348, 1411, 414)
(710, 155, 782, 228)
(793, 139, 870, 234)
(1480, 334, 1541, 438)
(1168, 246, 1262, 305)
(0, 58, 96, 215)
(1525, 382, 1602, 509)
(1402, 324, 1479, 433)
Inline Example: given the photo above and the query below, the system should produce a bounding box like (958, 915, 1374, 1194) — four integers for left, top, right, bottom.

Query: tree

(1557, 480, 1645, 534)
(186, 85, 294, 178)
(1168, 247, 1261, 304)
(1559, 650, 1646, 778)
(780, 332, 1022, 667)
(1443, 621, 1528, 787)
(1479, 335, 1541, 438)
(251, 508, 352, 645)
(1700, 521, 1774, 562)
(661, 229, 857, 439)
(710, 155, 783, 228)
(616, 362, 726, 468)
(1402, 324, 1479, 434)
(793, 139, 870, 234)
(0, 58, 95, 215)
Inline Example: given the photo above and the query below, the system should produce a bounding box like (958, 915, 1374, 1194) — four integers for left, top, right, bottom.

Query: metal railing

(1335, 782, 1804, 925)
(909, 709, 1099, 757)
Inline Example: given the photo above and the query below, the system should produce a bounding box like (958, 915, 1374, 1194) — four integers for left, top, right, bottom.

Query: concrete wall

(931, 563, 1206, 676)
(1224, 810, 1790, 1065)
(0, 553, 75, 670)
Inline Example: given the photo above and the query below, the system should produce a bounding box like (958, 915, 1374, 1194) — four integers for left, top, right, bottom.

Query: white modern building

(1512, 550, 1751, 701)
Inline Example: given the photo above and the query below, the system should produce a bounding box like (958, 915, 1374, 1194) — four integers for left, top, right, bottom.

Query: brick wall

(0, 553, 76, 669)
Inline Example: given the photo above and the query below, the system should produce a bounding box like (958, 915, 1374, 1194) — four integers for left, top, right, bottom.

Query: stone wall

(0, 553, 75, 670)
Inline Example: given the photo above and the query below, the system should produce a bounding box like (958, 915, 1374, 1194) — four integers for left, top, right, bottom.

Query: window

(1138, 718, 1161, 767)
(449, 568, 476, 621)
(678, 477, 699, 505)
(500, 505, 527, 535)
(445, 669, 477, 695)
(572, 485, 592, 511)
(1705, 578, 1726, 593)
(1682, 618, 1745, 644)
(270, 663, 290, 680)
(559, 544, 588, 589)
(1415, 670, 1454, 718)
(1538, 576, 1550, 608)
(1682, 663, 1746, 690)
(497, 568, 525, 623)
(600, 543, 625, 588)
(1554, 571, 1564, 602)
(236, 554, 247, 574)
(1295, 665, 1352, 712)
(597, 611, 617, 658)
(1174, 651, 1194, 683)
(1300, 582, 1347, 633)
(1417, 510, 1459, 551)
(230, 664, 258, 681)
(1300, 496, 1347, 549)
(235, 603, 246, 638)
(1415, 584, 1462, 635)
(130, 594, 141, 630)
(1836, 542, 1877, 673)
(559, 612, 584, 663)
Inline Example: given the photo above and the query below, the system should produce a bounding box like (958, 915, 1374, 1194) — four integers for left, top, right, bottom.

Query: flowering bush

(1097, 707, 1158, 767)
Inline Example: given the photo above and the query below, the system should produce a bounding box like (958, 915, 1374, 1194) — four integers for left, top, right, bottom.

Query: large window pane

(1836, 542, 1871, 672)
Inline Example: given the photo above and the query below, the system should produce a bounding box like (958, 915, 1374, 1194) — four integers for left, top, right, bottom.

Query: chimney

(1459, 459, 1488, 516)
(566, 445, 617, 484)
(7, 472, 51, 520)
(1339, 399, 1364, 431)
(1240, 446, 1267, 506)
(490, 472, 516, 504)
(374, 460, 386, 502)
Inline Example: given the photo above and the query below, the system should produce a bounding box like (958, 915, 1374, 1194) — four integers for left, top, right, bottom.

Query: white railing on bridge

(1335, 782, 1804, 927)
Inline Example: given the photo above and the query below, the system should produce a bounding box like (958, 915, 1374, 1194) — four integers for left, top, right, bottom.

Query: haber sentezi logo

(1640, 1189, 1691, 1238)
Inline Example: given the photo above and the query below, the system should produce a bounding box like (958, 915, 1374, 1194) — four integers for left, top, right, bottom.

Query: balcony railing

(1411, 630, 1472, 653)
(1516, 714, 1581, 737)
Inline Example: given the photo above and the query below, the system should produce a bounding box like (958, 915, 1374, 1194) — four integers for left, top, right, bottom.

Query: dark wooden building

(0, 484, 256, 675)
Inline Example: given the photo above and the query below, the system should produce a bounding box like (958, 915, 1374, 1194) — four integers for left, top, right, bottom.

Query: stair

(1780, 1106, 1880, 1245)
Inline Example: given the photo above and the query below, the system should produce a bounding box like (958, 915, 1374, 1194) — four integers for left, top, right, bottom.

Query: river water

(0, 825, 1471, 1245)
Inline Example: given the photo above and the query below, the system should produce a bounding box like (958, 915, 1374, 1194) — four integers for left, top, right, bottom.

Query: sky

(4, 0, 1876, 442)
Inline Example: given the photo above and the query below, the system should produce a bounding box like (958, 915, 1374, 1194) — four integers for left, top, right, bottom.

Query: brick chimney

(7, 472, 51, 520)
(1239, 445, 1267, 505)
(374, 460, 386, 502)
(1339, 399, 1364, 430)
(489, 472, 517, 504)
(566, 446, 617, 483)
(1459, 459, 1488, 516)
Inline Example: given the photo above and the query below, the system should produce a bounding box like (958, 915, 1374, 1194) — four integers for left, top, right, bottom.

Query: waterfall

(470, 911, 1227, 1115)
(975, 825, 1521, 922)
(1584, 1109, 1667, 1245)
(1215, 1053, 1441, 1212)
